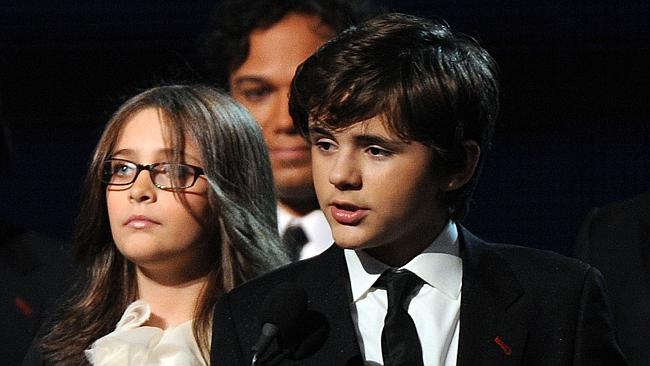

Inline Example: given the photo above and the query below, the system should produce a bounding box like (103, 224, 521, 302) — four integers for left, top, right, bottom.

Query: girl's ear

(440, 140, 480, 192)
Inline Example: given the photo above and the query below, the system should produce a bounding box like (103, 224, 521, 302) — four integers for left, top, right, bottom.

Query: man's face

(309, 117, 450, 266)
(229, 13, 333, 210)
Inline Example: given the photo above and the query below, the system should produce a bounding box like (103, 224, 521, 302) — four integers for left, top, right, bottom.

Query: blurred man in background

(200, 0, 380, 260)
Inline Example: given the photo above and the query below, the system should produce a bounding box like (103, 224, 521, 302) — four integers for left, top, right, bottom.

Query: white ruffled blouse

(84, 300, 207, 366)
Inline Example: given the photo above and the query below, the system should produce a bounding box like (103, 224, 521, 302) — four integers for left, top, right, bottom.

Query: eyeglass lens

(102, 160, 199, 188)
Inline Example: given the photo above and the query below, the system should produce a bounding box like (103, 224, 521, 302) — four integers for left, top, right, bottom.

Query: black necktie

(282, 224, 308, 261)
(378, 269, 424, 366)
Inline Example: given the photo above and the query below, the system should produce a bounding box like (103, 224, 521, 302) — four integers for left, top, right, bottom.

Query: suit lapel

(456, 227, 527, 366)
(293, 245, 362, 365)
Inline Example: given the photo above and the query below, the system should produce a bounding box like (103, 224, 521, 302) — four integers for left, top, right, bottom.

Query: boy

(211, 13, 626, 365)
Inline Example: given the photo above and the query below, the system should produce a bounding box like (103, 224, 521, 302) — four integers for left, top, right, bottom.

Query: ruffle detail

(85, 300, 206, 366)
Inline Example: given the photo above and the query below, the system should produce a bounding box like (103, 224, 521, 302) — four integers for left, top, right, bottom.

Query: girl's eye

(114, 164, 134, 176)
(157, 164, 190, 178)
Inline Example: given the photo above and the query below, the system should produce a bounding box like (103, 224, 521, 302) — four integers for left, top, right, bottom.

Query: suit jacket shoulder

(457, 226, 627, 365)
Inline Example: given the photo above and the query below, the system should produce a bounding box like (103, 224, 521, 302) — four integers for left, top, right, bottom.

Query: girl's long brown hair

(39, 85, 288, 364)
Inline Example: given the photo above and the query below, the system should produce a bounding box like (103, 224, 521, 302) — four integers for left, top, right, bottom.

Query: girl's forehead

(111, 109, 203, 165)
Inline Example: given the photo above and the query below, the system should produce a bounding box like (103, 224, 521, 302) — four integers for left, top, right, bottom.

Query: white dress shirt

(277, 207, 334, 260)
(344, 221, 462, 366)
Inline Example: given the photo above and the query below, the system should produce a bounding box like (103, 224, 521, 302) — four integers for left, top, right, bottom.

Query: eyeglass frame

(100, 158, 205, 190)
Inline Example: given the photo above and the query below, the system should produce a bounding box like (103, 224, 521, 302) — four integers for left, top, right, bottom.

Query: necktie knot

(282, 224, 308, 261)
(377, 269, 423, 310)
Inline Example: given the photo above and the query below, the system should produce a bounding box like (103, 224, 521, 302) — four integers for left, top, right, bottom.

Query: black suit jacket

(574, 192, 650, 366)
(212, 227, 627, 365)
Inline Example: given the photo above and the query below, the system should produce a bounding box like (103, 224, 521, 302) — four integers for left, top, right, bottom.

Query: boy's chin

(332, 234, 370, 251)
(332, 234, 378, 252)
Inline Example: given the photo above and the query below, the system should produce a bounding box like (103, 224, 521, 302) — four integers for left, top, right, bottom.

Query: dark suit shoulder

(477, 242, 598, 299)
(490, 242, 590, 276)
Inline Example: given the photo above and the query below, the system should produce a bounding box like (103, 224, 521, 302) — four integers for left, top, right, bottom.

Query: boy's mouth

(330, 202, 369, 225)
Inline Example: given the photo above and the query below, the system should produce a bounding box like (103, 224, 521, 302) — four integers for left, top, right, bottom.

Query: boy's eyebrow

(355, 134, 401, 146)
(309, 126, 407, 146)
(308, 126, 334, 137)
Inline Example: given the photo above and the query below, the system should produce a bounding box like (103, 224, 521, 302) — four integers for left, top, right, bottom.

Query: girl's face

(106, 108, 212, 278)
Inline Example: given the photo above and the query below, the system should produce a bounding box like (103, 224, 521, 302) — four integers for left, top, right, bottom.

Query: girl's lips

(330, 204, 369, 225)
(125, 215, 160, 229)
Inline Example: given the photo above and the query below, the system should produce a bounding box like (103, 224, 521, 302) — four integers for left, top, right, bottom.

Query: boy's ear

(440, 140, 480, 192)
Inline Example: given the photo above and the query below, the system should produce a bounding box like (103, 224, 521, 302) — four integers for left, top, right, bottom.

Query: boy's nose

(329, 154, 362, 190)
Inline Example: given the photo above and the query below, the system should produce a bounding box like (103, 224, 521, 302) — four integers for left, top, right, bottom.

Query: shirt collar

(344, 221, 462, 302)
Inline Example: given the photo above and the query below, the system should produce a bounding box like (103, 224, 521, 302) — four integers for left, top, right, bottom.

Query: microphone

(251, 282, 308, 365)
(287, 310, 329, 360)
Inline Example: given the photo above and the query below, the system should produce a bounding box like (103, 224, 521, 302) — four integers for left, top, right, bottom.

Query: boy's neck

(364, 219, 449, 267)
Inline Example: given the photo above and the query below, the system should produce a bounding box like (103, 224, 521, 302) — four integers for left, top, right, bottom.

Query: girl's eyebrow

(110, 148, 202, 164)
(110, 148, 135, 157)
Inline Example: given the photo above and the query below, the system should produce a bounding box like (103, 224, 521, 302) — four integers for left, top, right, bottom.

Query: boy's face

(309, 117, 450, 266)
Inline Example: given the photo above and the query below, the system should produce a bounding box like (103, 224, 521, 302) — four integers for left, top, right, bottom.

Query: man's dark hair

(290, 13, 500, 220)
(199, 0, 379, 88)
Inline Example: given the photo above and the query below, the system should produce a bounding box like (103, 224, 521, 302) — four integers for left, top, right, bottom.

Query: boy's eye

(315, 139, 335, 151)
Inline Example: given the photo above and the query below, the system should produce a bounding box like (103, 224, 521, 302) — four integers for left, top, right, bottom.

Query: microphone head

(259, 282, 308, 339)
(288, 310, 330, 360)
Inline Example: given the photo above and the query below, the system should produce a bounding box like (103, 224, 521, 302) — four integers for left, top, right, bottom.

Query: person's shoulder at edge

(585, 191, 649, 226)
(575, 191, 650, 258)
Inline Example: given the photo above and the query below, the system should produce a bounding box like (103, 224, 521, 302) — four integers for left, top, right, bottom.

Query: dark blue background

(1, 1, 648, 254)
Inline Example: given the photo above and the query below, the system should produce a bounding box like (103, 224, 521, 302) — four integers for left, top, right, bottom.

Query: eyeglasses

(101, 158, 205, 190)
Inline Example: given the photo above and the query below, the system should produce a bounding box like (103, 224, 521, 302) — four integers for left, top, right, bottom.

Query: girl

(25, 85, 288, 365)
